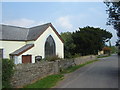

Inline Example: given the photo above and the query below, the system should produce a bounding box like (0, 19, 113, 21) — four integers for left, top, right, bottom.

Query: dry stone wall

(11, 55, 97, 88)
(74, 55, 96, 65)
(11, 61, 56, 87)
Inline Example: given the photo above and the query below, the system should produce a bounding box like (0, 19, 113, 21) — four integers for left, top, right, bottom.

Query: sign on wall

(35, 56, 42, 62)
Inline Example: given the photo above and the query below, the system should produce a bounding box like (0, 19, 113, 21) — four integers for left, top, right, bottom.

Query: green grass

(60, 60, 99, 74)
(97, 55, 111, 58)
(24, 74, 64, 88)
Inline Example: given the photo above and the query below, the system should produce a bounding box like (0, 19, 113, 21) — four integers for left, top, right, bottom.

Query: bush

(72, 53, 81, 58)
(118, 51, 120, 55)
(118, 46, 120, 56)
(2, 59, 15, 88)
(45, 55, 61, 61)
(65, 53, 81, 59)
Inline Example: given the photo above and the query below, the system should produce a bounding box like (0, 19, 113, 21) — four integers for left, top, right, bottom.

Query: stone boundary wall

(11, 55, 97, 87)
(58, 55, 96, 71)
(74, 55, 96, 65)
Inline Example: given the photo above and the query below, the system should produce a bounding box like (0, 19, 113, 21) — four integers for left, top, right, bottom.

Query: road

(54, 54, 119, 88)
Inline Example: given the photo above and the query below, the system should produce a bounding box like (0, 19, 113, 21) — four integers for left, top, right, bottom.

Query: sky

(1, 2, 118, 45)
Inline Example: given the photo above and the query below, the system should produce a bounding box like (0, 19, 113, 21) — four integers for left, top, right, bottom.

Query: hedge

(2, 59, 15, 88)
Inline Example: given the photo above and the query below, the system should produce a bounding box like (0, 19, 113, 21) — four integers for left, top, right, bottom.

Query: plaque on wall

(35, 56, 42, 62)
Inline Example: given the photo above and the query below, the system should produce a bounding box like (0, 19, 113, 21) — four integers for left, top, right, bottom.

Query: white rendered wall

(0, 41, 25, 59)
(22, 26, 64, 63)
(0, 26, 64, 64)
(98, 50, 104, 55)
(14, 55, 34, 64)
(34, 26, 64, 58)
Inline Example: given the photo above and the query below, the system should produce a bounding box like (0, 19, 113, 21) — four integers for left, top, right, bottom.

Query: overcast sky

(2, 2, 118, 45)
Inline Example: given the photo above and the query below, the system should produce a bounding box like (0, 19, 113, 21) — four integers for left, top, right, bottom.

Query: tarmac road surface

(54, 54, 119, 88)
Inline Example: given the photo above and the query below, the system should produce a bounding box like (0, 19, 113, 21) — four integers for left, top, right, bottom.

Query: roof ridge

(1, 23, 52, 29)
(1, 24, 28, 29)
(29, 23, 51, 29)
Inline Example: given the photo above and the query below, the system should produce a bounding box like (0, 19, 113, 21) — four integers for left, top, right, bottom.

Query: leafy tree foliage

(109, 46, 118, 54)
(61, 26, 112, 58)
(2, 59, 15, 88)
(72, 26, 112, 56)
(61, 32, 76, 58)
(105, 1, 120, 35)
(104, 1, 120, 55)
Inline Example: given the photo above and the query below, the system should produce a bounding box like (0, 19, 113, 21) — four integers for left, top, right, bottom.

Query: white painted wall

(98, 50, 104, 55)
(34, 26, 64, 58)
(22, 26, 64, 64)
(0, 41, 25, 59)
(26, 41, 34, 44)
(0, 26, 64, 64)
(14, 55, 34, 64)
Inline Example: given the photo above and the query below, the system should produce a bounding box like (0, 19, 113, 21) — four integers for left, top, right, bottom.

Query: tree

(105, 1, 120, 37)
(72, 26, 112, 56)
(61, 32, 76, 58)
(104, 1, 120, 55)
(61, 27, 112, 58)
(116, 39, 120, 55)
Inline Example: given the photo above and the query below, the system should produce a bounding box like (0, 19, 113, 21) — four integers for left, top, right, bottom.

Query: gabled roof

(0, 23, 64, 43)
(27, 23, 50, 40)
(0, 24, 29, 41)
(10, 44, 34, 56)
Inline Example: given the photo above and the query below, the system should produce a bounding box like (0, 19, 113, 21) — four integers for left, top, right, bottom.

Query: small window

(0, 49, 3, 59)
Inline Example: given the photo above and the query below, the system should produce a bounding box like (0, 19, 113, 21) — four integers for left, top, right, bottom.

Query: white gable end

(22, 26, 64, 58)
(1, 23, 64, 64)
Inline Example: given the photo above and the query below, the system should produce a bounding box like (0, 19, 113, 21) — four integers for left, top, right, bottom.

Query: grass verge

(97, 55, 111, 58)
(24, 74, 64, 88)
(60, 60, 99, 74)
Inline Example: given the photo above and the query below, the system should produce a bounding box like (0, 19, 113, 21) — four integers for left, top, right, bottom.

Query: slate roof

(27, 23, 49, 40)
(0, 23, 51, 41)
(10, 44, 34, 56)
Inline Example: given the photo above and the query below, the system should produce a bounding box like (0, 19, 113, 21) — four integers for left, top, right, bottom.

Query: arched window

(45, 35, 56, 57)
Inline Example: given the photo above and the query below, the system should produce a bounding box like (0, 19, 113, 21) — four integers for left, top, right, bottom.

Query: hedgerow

(2, 59, 15, 88)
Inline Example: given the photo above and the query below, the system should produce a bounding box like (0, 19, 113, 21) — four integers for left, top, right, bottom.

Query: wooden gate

(22, 55, 32, 63)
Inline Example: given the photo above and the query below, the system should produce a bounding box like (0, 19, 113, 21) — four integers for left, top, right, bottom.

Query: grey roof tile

(0, 24, 29, 41)
(10, 44, 34, 55)
(27, 23, 50, 40)
(0, 23, 51, 41)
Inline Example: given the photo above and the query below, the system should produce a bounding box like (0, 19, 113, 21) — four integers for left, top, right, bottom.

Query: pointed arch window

(45, 35, 56, 57)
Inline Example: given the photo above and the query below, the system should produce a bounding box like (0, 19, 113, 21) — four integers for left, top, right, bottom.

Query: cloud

(55, 16, 73, 32)
(3, 18, 47, 27)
